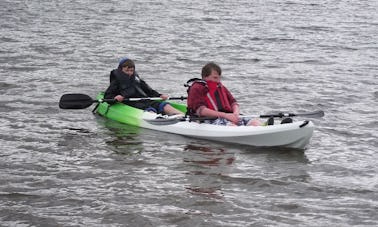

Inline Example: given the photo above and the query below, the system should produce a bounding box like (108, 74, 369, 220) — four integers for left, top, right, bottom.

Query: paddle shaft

(59, 93, 186, 109)
(257, 110, 324, 118)
(125, 96, 186, 101)
(188, 110, 324, 121)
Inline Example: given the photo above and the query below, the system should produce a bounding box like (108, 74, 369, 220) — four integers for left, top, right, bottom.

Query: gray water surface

(1, 0, 377, 226)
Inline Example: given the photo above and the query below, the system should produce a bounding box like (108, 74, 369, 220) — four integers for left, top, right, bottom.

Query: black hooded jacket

(104, 69, 160, 99)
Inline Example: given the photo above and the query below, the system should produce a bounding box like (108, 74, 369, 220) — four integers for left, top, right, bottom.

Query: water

(1, 0, 377, 226)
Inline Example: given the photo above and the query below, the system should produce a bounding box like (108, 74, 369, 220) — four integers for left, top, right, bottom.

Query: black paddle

(59, 93, 187, 109)
(187, 110, 325, 122)
(58, 93, 112, 109)
(255, 110, 324, 118)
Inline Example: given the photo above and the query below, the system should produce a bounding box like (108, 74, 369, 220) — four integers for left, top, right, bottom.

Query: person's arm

(104, 80, 119, 99)
(198, 107, 239, 124)
(105, 79, 136, 101)
(222, 85, 239, 116)
(232, 103, 240, 116)
(187, 83, 207, 114)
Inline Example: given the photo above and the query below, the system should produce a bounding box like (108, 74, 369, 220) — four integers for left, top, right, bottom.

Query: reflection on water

(183, 144, 235, 166)
(230, 146, 313, 192)
(223, 142, 310, 164)
(181, 144, 311, 200)
(63, 127, 91, 133)
(97, 117, 145, 155)
(183, 144, 236, 199)
(105, 137, 144, 155)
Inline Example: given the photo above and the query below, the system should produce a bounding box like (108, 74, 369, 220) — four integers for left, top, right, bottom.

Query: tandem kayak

(94, 93, 315, 149)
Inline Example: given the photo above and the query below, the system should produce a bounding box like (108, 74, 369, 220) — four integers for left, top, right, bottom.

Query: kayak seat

(266, 117, 274, 125)
(281, 118, 293, 124)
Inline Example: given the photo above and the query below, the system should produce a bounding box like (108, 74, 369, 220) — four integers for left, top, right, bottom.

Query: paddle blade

(59, 93, 96, 109)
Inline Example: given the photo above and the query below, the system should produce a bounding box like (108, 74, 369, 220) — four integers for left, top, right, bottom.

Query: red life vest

(205, 80, 233, 113)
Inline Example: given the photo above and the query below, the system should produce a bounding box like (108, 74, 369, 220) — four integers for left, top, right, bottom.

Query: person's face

(205, 69, 221, 83)
(122, 66, 134, 76)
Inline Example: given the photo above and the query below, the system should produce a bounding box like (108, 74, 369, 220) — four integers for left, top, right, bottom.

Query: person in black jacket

(104, 58, 183, 115)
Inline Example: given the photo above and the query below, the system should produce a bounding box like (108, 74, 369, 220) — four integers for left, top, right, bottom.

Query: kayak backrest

(184, 78, 206, 92)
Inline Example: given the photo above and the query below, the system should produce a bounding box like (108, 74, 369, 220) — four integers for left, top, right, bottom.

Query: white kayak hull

(140, 113, 314, 149)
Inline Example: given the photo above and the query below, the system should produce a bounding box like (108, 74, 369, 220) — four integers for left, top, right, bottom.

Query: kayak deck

(95, 93, 314, 149)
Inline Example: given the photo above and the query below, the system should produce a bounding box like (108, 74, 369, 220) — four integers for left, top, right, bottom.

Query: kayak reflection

(183, 144, 235, 199)
(99, 117, 145, 155)
(183, 144, 235, 166)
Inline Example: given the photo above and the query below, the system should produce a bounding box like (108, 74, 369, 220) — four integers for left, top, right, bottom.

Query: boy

(104, 57, 183, 115)
(187, 62, 262, 126)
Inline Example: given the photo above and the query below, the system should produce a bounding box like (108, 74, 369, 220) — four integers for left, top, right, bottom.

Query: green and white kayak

(95, 93, 315, 149)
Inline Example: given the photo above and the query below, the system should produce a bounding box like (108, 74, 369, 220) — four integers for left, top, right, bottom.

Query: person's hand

(223, 113, 240, 124)
(114, 95, 124, 102)
(160, 94, 169, 100)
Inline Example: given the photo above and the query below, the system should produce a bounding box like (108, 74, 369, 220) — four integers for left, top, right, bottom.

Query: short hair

(121, 59, 135, 69)
(201, 62, 221, 78)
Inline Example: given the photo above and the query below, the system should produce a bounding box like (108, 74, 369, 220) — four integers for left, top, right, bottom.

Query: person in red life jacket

(187, 62, 263, 126)
(104, 57, 183, 115)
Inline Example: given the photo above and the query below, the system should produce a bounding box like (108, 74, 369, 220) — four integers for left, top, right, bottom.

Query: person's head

(201, 62, 222, 83)
(119, 58, 135, 76)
